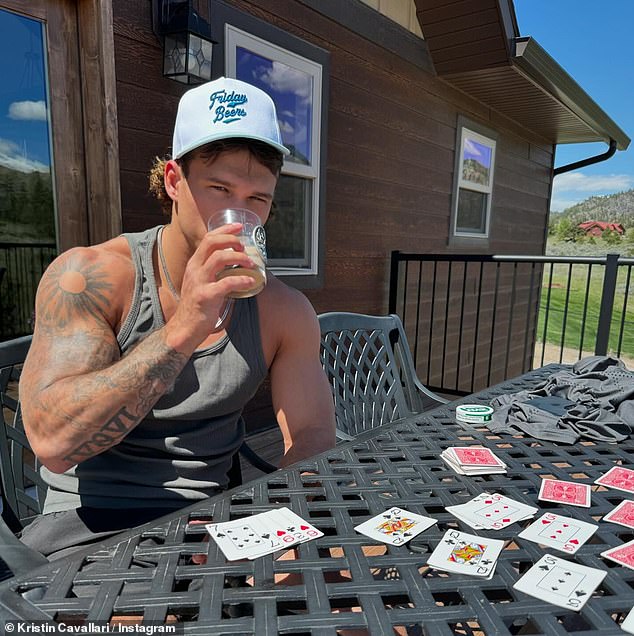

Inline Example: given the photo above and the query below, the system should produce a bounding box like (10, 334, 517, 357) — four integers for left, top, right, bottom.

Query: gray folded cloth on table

(488, 356, 634, 444)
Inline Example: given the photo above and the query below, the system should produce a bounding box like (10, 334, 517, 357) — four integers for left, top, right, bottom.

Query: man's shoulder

(53, 236, 134, 281)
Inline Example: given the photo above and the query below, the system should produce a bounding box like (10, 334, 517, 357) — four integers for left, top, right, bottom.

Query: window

(451, 124, 497, 238)
(218, 16, 328, 284)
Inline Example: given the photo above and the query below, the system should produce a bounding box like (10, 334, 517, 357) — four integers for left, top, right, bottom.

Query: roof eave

(513, 37, 630, 150)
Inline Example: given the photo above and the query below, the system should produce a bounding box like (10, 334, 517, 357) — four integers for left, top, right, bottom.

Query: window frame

(210, 1, 329, 287)
(450, 119, 497, 240)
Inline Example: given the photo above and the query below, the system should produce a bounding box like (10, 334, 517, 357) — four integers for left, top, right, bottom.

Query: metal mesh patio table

(1, 364, 632, 634)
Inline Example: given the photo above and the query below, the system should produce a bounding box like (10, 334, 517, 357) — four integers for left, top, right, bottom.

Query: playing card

(603, 500, 634, 529)
(518, 512, 598, 554)
(354, 506, 436, 545)
(206, 507, 323, 561)
(595, 466, 634, 495)
(263, 507, 324, 549)
(206, 513, 284, 561)
(513, 554, 606, 612)
(451, 447, 505, 467)
(622, 606, 634, 635)
(447, 493, 537, 530)
(427, 529, 505, 578)
(601, 538, 634, 571)
(538, 478, 591, 507)
(440, 450, 507, 476)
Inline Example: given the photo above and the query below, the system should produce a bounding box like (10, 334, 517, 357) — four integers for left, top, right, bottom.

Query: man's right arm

(20, 247, 190, 474)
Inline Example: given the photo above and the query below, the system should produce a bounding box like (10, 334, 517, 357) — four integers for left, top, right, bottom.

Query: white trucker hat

(172, 76, 290, 159)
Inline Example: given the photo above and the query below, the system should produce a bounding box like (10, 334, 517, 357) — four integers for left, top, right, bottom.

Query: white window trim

(225, 24, 322, 276)
(452, 126, 496, 239)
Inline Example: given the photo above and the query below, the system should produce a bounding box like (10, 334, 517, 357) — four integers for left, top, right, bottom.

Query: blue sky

(514, 1, 634, 212)
(0, 9, 50, 173)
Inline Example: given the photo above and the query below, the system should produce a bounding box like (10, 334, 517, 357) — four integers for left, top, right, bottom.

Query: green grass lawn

(536, 263, 634, 358)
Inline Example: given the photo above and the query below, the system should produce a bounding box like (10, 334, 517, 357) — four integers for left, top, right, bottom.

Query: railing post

(388, 251, 400, 314)
(595, 253, 620, 356)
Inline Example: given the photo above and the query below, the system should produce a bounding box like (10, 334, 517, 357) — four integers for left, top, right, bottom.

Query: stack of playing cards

(538, 478, 592, 508)
(601, 538, 634, 571)
(446, 492, 538, 530)
(518, 513, 598, 554)
(595, 466, 634, 494)
(427, 529, 505, 578)
(205, 507, 323, 561)
(354, 507, 436, 546)
(440, 446, 507, 475)
(513, 554, 606, 612)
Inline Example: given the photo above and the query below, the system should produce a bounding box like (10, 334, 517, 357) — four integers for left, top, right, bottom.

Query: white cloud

(550, 171, 634, 211)
(0, 137, 49, 173)
(256, 62, 311, 102)
(463, 138, 484, 158)
(8, 100, 48, 121)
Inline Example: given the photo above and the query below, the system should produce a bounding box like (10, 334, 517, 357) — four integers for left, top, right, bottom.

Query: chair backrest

(319, 312, 445, 439)
(0, 335, 47, 532)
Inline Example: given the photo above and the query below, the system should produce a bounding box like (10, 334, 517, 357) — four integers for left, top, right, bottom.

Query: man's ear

(164, 160, 183, 201)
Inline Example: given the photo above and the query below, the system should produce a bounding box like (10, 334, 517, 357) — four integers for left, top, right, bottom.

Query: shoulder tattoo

(38, 255, 113, 327)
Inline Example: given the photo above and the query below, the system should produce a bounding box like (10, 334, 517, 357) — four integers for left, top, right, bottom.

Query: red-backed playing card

(453, 447, 503, 466)
(601, 538, 634, 571)
(538, 478, 591, 507)
(595, 466, 634, 494)
(603, 500, 634, 529)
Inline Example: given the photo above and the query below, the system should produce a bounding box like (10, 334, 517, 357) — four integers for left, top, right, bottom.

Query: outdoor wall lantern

(153, 0, 214, 84)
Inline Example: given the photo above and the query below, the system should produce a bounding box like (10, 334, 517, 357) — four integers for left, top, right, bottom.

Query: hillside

(551, 188, 634, 228)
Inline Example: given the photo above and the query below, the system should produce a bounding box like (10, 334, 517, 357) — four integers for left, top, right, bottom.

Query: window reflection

(0, 8, 55, 244)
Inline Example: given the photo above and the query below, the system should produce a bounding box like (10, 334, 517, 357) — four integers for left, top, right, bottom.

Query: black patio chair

(0, 335, 49, 581)
(318, 312, 448, 440)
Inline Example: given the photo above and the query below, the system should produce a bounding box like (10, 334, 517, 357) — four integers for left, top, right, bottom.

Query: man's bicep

(24, 249, 120, 389)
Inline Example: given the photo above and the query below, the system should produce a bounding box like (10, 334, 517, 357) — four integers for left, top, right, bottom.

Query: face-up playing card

(427, 529, 505, 578)
(622, 606, 634, 635)
(446, 493, 537, 530)
(263, 507, 324, 549)
(538, 478, 592, 507)
(206, 507, 323, 561)
(513, 554, 606, 612)
(206, 515, 284, 561)
(601, 538, 634, 571)
(595, 466, 634, 494)
(603, 500, 634, 529)
(354, 507, 436, 545)
(518, 513, 598, 554)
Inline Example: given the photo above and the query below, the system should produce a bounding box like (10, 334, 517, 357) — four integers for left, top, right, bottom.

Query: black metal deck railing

(0, 242, 57, 340)
(389, 251, 633, 396)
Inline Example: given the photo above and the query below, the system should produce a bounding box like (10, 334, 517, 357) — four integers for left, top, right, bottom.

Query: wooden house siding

(109, 0, 553, 425)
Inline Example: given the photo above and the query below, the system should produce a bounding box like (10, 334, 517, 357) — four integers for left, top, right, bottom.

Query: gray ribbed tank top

(42, 225, 267, 512)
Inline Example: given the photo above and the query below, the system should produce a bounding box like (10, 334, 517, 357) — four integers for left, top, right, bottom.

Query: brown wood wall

(111, 0, 554, 421)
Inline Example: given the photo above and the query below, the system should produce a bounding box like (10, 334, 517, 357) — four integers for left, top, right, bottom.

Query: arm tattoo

(62, 332, 189, 464)
(63, 407, 136, 464)
(38, 255, 113, 327)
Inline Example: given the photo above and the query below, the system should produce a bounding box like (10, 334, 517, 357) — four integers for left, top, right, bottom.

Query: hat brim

(174, 131, 290, 159)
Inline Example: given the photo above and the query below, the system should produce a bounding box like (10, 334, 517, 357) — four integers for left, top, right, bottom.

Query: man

(19, 77, 336, 558)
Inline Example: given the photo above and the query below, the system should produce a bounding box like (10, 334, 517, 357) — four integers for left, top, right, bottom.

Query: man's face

(171, 148, 277, 239)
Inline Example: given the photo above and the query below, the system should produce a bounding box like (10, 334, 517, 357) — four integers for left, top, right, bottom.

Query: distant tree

(555, 218, 583, 242)
(602, 228, 622, 246)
